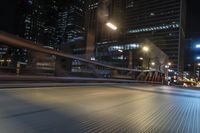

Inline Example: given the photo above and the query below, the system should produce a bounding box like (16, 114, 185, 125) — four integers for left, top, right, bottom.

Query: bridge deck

(0, 84, 200, 133)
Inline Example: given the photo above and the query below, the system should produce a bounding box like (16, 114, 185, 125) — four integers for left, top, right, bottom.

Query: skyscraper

(23, 0, 65, 48)
(62, 0, 86, 55)
(16, 0, 67, 74)
(85, 0, 99, 58)
(87, 0, 186, 72)
(86, 0, 126, 65)
(125, 0, 186, 72)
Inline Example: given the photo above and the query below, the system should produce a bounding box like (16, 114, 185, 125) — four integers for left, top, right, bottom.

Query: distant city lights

(196, 56, 200, 60)
(91, 57, 96, 61)
(196, 44, 200, 48)
(168, 69, 174, 72)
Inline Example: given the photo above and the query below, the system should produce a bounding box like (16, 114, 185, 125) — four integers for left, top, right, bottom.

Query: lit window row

(112, 56, 124, 60)
(0, 48, 7, 50)
(97, 40, 117, 45)
(73, 48, 85, 52)
(0, 52, 6, 55)
(89, 2, 99, 10)
(89, 2, 98, 7)
(74, 6, 83, 12)
(108, 43, 140, 51)
(128, 24, 179, 33)
(126, 1, 134, 8)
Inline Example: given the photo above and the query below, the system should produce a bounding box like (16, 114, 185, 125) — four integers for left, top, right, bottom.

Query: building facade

(86, 0, 127, 67)
(62, 0, 86, 55)
(125, 0, 186, 72)
(14, 0, 68, 74)
(22, 0, 65, 48)
(87, 0, 186, 72)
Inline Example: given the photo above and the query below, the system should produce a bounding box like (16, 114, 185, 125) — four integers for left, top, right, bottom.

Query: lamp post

(0, 59, 4, 66)
(164, 62, 172, 81)
(139, 57, 144, 69)
(142, 46, 150, 70)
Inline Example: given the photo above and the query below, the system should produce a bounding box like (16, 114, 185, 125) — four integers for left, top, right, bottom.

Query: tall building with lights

(125, 0, 186, 72)
(22, 0, 66, 48)
(86, 0, 169, 71)
(84, 0, 99, 58)
(17, 0, 67, 74)
(86, 0, 186, 72)
(62, 0, 86, 55)
(58, 0, 87, 73)
(86, 0, 128, 67)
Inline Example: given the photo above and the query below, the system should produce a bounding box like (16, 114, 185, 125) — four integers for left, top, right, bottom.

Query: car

(182, 81, 196, 87)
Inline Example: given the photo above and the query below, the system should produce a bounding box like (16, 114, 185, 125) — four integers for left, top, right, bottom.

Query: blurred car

(182, 81, 196, 87)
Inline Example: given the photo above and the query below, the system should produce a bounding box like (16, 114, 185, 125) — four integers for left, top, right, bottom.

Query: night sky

(187, 0, 200, 38)
(0, 1, 19, 34)
(0, 0, 200, 39)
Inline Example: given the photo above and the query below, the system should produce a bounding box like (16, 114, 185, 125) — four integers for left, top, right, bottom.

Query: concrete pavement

(0, 84, 200, 133)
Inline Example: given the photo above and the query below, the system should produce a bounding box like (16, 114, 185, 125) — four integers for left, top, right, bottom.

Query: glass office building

(125, 0, 186, 72)
(87, 0, 186, 72)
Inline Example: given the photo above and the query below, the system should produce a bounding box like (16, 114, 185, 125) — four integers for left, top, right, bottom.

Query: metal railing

(0, 31, 165, 83)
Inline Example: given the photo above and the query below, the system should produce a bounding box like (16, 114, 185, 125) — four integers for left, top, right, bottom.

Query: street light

(142, 46, 150, 69)
(168, 62, 172, 66)
(196, 44, 200, 48)
(165, 65, 169, 68)
(196, 56, 200, 60)
(0, 59, 4, 66)
(142, 46, 149, 52)
(139, 57, 143, 60)
(106, 22, 118, 30)
(118, 49, 123, 53)
(151, 62, 155, 66)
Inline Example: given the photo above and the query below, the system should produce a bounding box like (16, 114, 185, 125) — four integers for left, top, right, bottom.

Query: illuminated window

(128, 23, 179, 33)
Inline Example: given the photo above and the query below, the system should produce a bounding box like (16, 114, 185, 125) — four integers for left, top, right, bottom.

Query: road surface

(0, 84, 200, 133)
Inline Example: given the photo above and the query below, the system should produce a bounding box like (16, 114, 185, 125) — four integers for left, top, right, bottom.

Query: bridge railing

(0, 32, 165, 83)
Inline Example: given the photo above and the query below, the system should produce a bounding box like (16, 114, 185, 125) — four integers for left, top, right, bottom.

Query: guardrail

(0, 31, 165, 83)
(0, 75, 160, 83)
(0, 32, 162, 73)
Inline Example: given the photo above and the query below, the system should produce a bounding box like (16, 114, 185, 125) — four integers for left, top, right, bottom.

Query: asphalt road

(0, 84, 200, 133)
